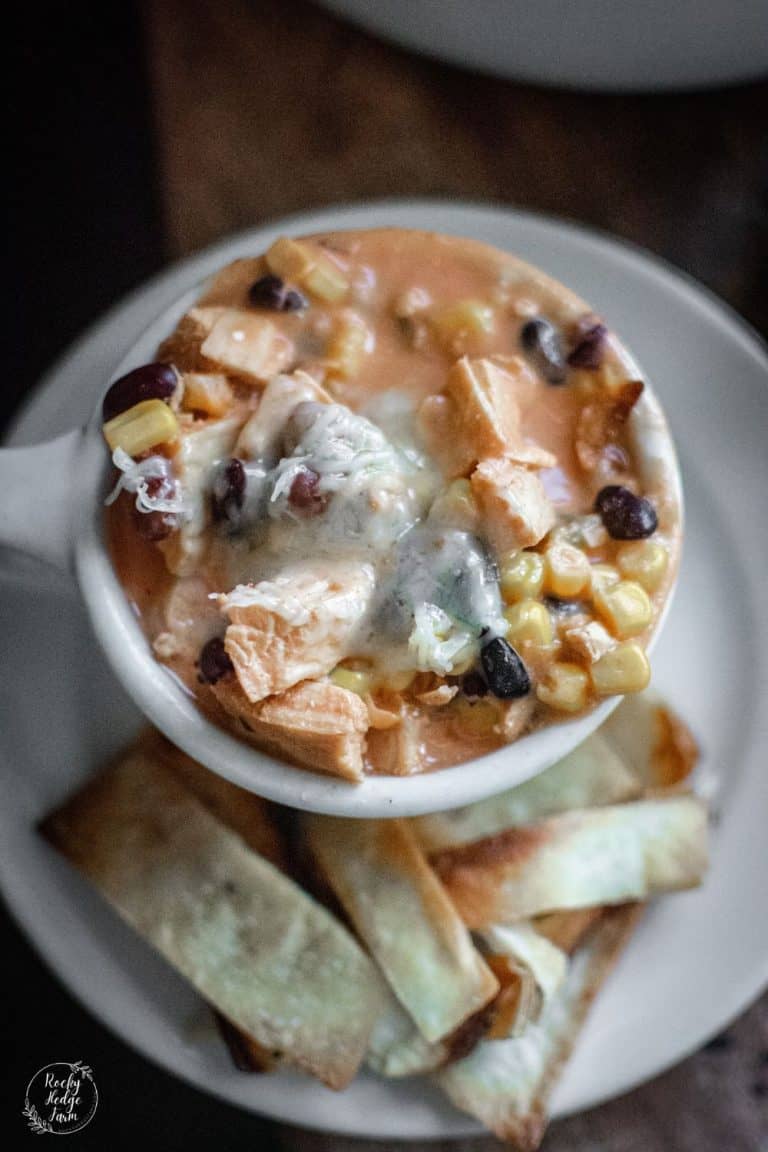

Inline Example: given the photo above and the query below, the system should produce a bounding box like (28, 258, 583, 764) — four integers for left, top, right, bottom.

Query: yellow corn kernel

(330, 667, 373, 696)
(103, 399, 179, 456)
(455, 697, 500, 736)
(594, 579, 653, 639)
(536, 662, 590, 713)
(326, 311, 371, 379)
(500, 551, 545, 603)
(432, 300, 495, 349)
(266, 237, 348, 302)
(304, 259, 350, 303)
(505, 599, 554, 649)
(591, 641, 650, 695)
(590, 562, 620, 592)
(543, 543, 591, 598)
(266, 236, 311, 280)
(182, 373, 233, 418)
(617, 540, 669, 592)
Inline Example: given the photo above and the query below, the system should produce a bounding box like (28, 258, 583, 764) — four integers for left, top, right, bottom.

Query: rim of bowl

(73, 246, 683, 818)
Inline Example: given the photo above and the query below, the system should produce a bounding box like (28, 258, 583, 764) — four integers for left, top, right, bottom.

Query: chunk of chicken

(218, 562, 376, 703)
(575, 378, 643, 473)
(419, 357, 536, 479)
(211, 676, 369, 782)
(470, 458, 556, 554)
(159, 415, 243, 576)
(190, 306, 294, 384)
(562, 620, 617, 664)
(235, 371, 331, 462)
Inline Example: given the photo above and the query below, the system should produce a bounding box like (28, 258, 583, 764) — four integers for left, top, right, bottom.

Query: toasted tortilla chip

(143, 730, 287, 868)
(304, 816, 499, 1043)
(433, 795, 708, 928)
(413, 731, 639, 853)
(367, 996, 451, 1078)
(41, 740, 384, 1089)
(602, 691, 699, 791)
(437, 905, 643, 1149)
(211, 675, 368, 782)
(480, 923, 567, 1038)
(534, 908, 605, 954)
(213, 1013, 279, 1073)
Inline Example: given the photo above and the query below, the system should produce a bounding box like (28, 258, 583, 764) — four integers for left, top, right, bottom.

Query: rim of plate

(2, 201, 767, 1139)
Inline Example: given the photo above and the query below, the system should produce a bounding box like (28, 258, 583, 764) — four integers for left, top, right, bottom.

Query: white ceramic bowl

(320, 0, 768, 91)
(0, 233, 682, 816)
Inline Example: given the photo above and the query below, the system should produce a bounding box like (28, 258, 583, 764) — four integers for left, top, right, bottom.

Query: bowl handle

(0, 429, 84, 572)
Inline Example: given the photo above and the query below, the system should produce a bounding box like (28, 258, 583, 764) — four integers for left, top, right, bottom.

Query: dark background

(6, 2, 767, 1149)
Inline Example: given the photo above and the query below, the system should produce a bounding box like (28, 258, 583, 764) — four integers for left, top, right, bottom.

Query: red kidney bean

(288, 468, 328, 515)
(595, 485, 658, 539)
(211, 458, 246, 523)
(567, 319, 608, 369)
(102, 362, 178, 421)
(133, 473, 180, 541)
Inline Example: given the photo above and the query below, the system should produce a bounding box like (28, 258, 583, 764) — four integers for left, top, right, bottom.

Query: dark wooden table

(8, 1, 767, 1148)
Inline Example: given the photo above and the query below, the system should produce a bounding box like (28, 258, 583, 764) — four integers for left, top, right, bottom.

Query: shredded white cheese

(408, 603, 478, 675)
(105, 449, 185, 515)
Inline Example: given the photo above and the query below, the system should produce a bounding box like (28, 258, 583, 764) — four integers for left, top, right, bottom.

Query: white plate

(319, 1, 768, 92)
(2, 202, 767, 1139)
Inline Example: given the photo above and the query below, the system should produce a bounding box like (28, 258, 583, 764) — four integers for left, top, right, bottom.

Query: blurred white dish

(1, 201, 766, 1137)
(321, 0, 768, 91)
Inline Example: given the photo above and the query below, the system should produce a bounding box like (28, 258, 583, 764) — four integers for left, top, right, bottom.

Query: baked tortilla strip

(211, 675, 368, 782)
(41, 742, 384, 1089)
(602, 691, 699, 791)
(413, 731, 639, 853)
(367, 996, 451, 1078)
(480, 923, 567, 1038)
(437, 905, 643, 1150)
(213, 1012, 279, 1073)
(433, 795, 708, 928)
(304, 815, 499, 1043)
(140, 729, 287, 867)
(534, 908, 605, 954)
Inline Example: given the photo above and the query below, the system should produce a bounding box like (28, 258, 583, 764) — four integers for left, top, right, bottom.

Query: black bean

(212, 458, 246, 523)
(544, 596, 585, 617)
(595, 485, 658, 540)
(102, 362, 178, 421)
(248, 274, 307, 312)
(567, 320, 608, 369)
(480, 636, 531, 699)
(520, 318, 567, 385)
(198, 637, 233, 685)
(461, 671, 488, 698)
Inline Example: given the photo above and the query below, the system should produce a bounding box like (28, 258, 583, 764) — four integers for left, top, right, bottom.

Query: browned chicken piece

(211, 676, 369, 782)
(470, 457, 556, 553)
(218, 563, 376, 704)
(189, 306, 295, 384)
(366, 708, 426, 776)
(418, 357, 534, 479)
(575, 378, 644, 472)
(234, 370, 331, 460)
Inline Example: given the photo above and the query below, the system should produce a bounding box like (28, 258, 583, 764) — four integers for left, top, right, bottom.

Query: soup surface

(104, 229, 679, 781)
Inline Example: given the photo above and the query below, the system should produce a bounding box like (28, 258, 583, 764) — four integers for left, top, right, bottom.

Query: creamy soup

(103, 229, 679, 781)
